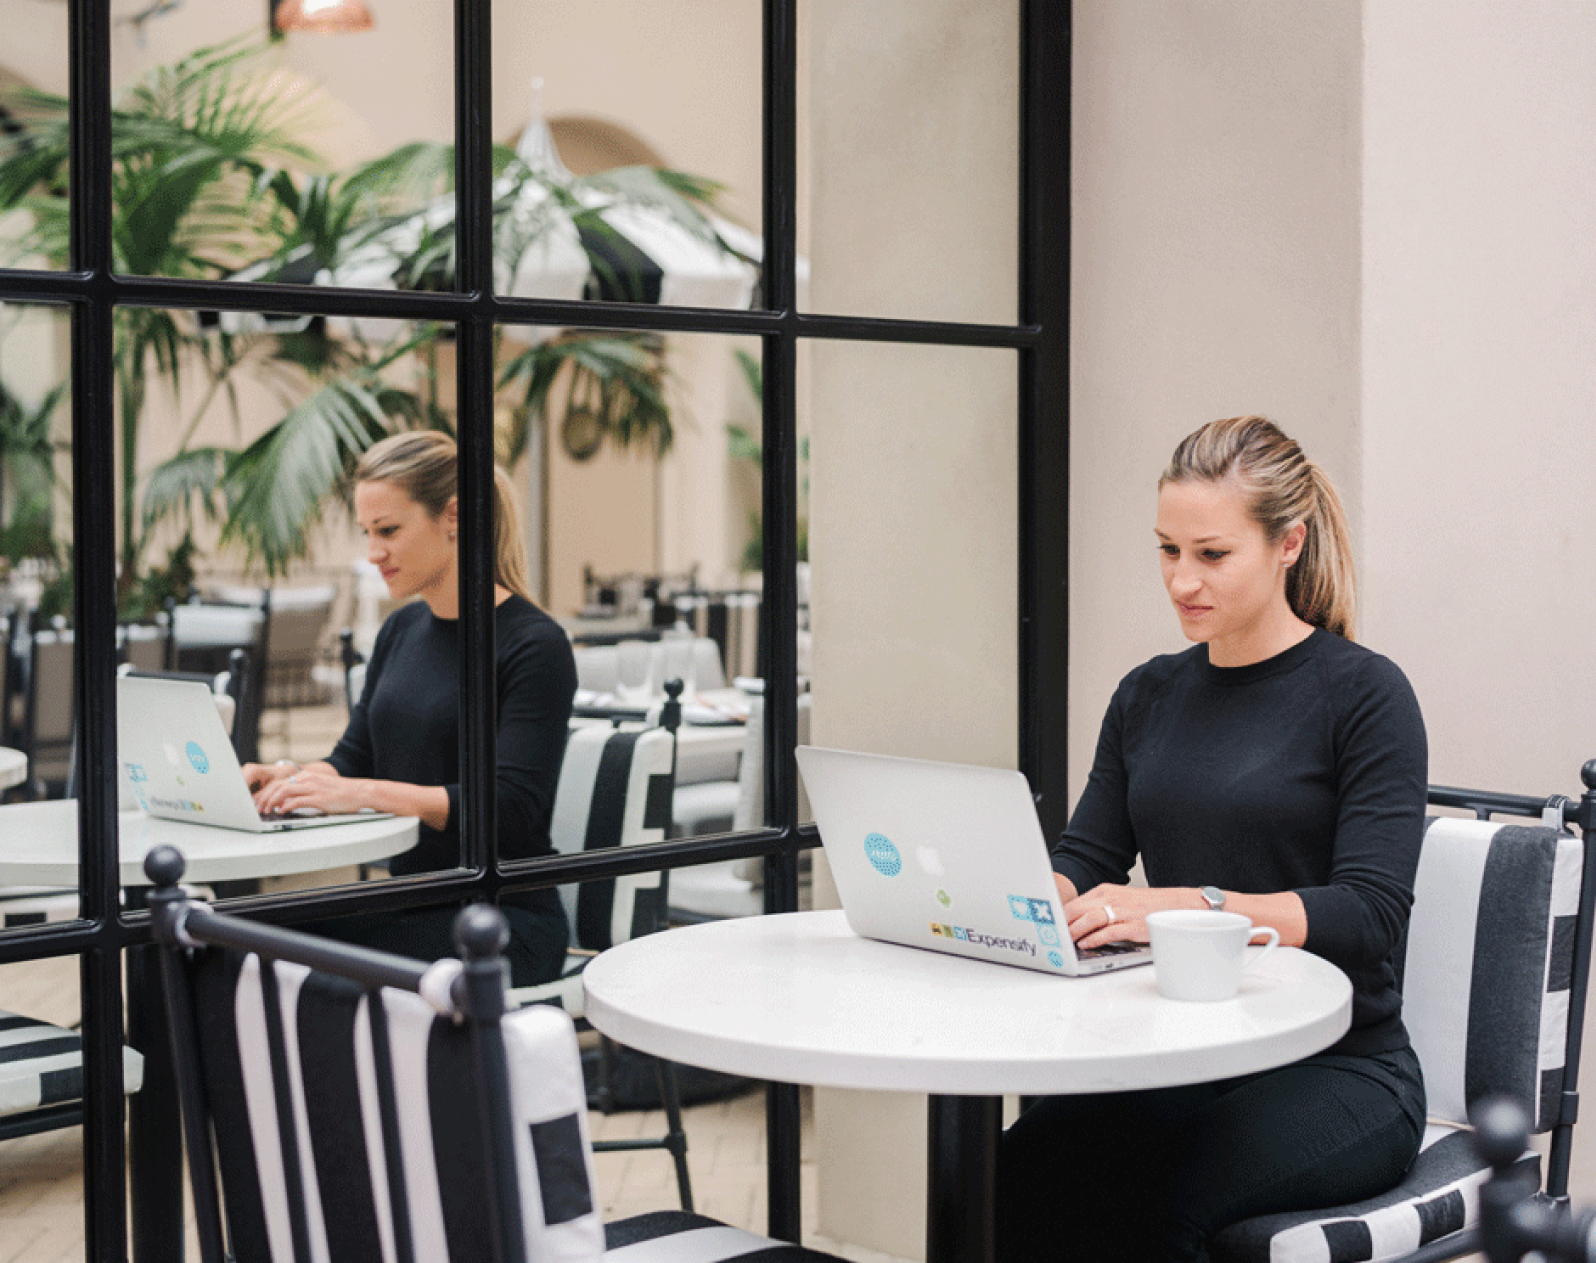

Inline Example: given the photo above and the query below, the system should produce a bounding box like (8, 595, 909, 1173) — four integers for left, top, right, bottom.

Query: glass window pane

(492, 0, 764, 309)
(0, 18, 70, 275)
(800, 0, 1020, 325)
(498, 323, 764, 854)
(799, 339, 1018, 825)
(110, 11, 457, 288)
(112, 305, 450, 898)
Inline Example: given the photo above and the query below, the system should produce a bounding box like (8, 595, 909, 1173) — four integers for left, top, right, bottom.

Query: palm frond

(217, 376, 403, 573)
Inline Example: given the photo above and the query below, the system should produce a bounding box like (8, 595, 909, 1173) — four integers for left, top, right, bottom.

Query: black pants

(996, 1047, 1425, 1263)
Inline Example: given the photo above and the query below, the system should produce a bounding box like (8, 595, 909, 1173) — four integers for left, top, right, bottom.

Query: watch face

(1202, 886, 1224, 911)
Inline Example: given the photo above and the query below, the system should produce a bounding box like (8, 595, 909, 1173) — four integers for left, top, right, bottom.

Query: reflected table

(0, 800, 418, 1263)
(0, 746, 25, 791)
(584, 910, 1353, 1263)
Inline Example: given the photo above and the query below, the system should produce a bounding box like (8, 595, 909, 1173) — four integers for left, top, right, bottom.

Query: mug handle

(1240, 926, 1280, 973)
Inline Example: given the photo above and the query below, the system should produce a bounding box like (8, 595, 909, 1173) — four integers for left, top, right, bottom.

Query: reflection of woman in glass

(998, 417, 1427, 1260)
(243, 431, 576, 986)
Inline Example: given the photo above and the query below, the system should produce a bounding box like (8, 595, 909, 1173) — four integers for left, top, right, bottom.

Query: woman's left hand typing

(1065, 884, 1197, 949)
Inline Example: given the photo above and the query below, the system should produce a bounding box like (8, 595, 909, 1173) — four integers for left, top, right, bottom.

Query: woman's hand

(1065, 884, 1199, 949)
(252, 763, 364, 818)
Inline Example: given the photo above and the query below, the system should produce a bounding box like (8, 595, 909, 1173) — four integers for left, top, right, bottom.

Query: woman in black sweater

(997, 416, 1427, 1261)
(243, 431, 576, 986)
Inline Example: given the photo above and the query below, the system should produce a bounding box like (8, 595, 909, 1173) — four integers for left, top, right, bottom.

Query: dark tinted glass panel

(799, 0, 1020, 325)
(0, 11, 70, 275)
(799, 339, 1018, 824)
(109, 9, 457, 289)
(493, 0, 764, 309)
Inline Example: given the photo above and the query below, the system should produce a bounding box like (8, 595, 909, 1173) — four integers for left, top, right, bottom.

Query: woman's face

(1155, 477, 1305, 667)
(355, 478, 458, 610)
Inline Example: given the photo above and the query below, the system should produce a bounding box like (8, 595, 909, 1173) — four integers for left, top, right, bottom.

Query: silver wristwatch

(1200, 885, 1226, 912)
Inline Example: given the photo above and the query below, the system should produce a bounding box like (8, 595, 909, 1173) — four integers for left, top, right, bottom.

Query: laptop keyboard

(1079, 940, 1144, 960)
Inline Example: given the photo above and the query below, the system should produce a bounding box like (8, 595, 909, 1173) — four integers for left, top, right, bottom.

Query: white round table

(584, 909, 1352, 1263)
(0, 799, 418, 886)
(0, 746, 26, 792)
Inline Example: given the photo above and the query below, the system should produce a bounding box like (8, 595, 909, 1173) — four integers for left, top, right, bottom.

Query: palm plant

(0, 37, 391, 609)
(0, 38, 751, 598)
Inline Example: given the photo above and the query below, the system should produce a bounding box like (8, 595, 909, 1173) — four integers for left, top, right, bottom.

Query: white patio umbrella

(214, 81, 763, 342)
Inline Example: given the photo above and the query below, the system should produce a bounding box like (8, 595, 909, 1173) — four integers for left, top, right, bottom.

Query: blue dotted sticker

(185, 742, 210, 774)
(1039, 923, 1060, 947)
(1009, 895, 1035, 921)
(864, 833, 902, 877)
(1047, 950, 1065, 968)
(1027, 897, 1055, 925)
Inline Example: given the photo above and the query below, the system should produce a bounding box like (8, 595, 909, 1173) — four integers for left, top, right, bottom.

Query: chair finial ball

(454, 904, 510, 959)
(664, 677, 684, 699)
(143, 845, 187, 887)
(1470, 1095, 1531, 1169)
(1583, 759, 1596, 791)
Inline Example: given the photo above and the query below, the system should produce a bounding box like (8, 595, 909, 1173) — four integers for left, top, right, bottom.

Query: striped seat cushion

(0, 1010, 145, 1117)
(1211, 1125, 1541, 1263)
(1212, 817, 1579, 1262)
(0, 887, 81, 928)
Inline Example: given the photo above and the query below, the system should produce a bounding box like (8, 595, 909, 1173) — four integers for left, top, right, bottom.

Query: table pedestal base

(928, 1095, 1002, 1263)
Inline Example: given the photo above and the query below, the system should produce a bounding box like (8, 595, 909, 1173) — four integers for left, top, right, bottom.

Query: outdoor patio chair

(144, 845, 841, 1263)
(505, 713, 695, 1211)
(1212, 764, 1596, 1263)
(17, 617, 73, 798)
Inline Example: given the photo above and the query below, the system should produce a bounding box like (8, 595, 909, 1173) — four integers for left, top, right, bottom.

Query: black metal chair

(1213, 763, 1596, 1263)
(144, 844, 841, 1263)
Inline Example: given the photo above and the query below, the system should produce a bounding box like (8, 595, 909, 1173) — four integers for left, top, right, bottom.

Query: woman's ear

(1281, 521, 1307, 568)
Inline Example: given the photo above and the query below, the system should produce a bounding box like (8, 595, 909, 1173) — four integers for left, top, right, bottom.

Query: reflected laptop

(117, 676, 391, 833)
(795, 746, 1151, 976)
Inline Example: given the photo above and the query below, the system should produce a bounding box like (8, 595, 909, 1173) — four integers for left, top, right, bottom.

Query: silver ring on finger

(1102, 904, 1115, 925)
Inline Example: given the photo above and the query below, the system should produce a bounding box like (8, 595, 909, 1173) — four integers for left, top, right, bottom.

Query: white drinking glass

(615, 639, 658, 705)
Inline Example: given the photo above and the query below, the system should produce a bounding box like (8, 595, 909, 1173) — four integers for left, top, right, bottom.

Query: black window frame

(0, 1, 1070, 1256)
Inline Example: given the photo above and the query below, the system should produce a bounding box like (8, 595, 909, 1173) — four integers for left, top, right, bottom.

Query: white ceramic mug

(1145, 909, 1280, 1002)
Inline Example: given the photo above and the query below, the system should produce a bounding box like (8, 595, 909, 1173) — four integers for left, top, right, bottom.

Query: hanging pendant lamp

(273, 0, 375, 34)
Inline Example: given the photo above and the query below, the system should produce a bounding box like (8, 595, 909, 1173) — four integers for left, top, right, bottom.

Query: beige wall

(1072, 0, 1596, 1217)
(806, 0, 1018, 1256)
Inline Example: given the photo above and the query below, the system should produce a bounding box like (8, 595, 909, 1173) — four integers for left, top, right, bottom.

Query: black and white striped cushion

(1212, 817, 1578, 1263)
(509, 724, 676, 1017)
(191, 950, 600, 1263)
(191, 950, 835, 1263)
(0, 1010, 145, 1117)
(0, 887, 81, 928)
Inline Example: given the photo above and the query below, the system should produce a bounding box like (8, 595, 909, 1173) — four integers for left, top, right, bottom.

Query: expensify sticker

(928, 923, 1036, 956)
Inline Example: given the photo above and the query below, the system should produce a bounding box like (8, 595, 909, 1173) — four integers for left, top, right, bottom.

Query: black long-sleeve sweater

(1052, 629, 1427, 1056)
(329, 594, 576, 881)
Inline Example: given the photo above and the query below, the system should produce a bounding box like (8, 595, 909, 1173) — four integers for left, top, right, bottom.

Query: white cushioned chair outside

(1212, 806, 1591, 1263)
(146, 846, 839, 1263)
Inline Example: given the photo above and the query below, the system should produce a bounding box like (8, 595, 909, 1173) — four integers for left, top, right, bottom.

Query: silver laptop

(795, 746, 1151, 976)
(117, 676, 391, 833)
